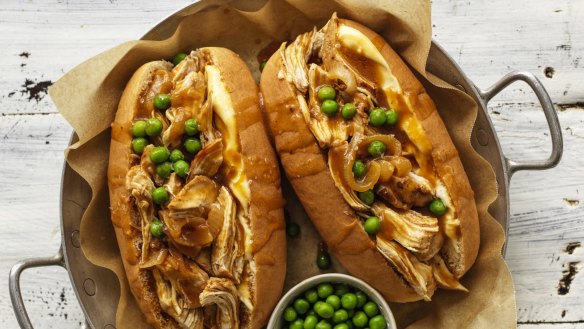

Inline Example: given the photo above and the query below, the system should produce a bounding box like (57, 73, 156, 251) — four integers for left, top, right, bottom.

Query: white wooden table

(1, 1, 582, 328)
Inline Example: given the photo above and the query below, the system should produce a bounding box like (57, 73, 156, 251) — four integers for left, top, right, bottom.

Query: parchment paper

(49, 0, 516, 328)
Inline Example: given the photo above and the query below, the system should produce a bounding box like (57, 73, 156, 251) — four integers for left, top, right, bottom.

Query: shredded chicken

(164, 173, 184, 198)
(211, 187, 243, 283)
(194, 247, 213, 274)
(281, 28, 322, 93)
(153, 268, 204, 329)
(125, 165, 166, 267)
(320, 16, 378, 98)
(372, 202, 439, 255)
(189, 138, 224, 180)
(303, 64, 352, 147)
(414, 230, 444, 262)
(139, 145, 157, 178)
(373, 205, 437, 254)
(376, 238, 436, 301)
(431, 254, 468, 292)
(196, 79, 218, 145)
(169, 175, 219, 211)
(153, 250, 208, 329)
(200, 278, 240, 329)
(172, 54, 201, 83)
(163, 106, 192, 149)
(161, 176, 220, 257)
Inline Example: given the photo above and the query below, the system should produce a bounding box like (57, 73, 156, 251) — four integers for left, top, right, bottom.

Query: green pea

(313, 301, 324, 313)
(368, 108, 386, 127)
(169, 149, 184, 162)
(363, 216, 381, 235)
(305, 289, 319, 304)
(184, 137, 202, 154)
(152, 187, 169, 205)
(368, 141, 386, 157)
(317, 283, 334, 298)
(341, 293, 357, 310)
(357, 190, 375, 206)
(333, 324, 349, 329)
(284, 306, 297, 322)
(385, 110, 398, 125)
(156, 161, 172, 179)
(149, 146, 170, 164)
(326, 295, 341, 310)
(173, 52, 188, 66)
(316, 302, 334, 319)
(368, 315, 387, 329)
(291, 319, 305, 329)
(317, 251, 331, 270)
(154, 93, 171, 110)
(287, 222, 300, 237)
(341, 103, 357, 120)
(352, 160, 366, 178)
(334, 283, 350, 296)
(131, 137, 148, 154)
(132, 120, 148, 137)
(150, 218, 164, 237)
(355, 291, 368, 308)
(294, 298, 310, 314)
(429, 198, 447, 216)
(306, 310, 317, 317)
(184, 118, 199, 136)
(173, 160, 189, 178)
(362, 302, 379, 317)
(352, 311, 368, 328)
(317, 86, 336, 101)
(333, 309, 349, 323)
(145, 118, 163, 137)
(260, 60, 267, 72)
(304, 315, 318, 329)
(316, 320, 332, 329)
(321, 99, 339, 117)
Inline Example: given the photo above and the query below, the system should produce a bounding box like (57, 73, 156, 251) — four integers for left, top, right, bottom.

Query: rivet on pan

(71, 230, 80, 248)
(104, 325, 116, 329)
(83, 278, 96, 296)
(476, 128, 489, 146)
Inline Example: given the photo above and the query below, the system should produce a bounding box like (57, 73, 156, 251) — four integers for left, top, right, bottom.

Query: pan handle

(478, 71, 563, 178)
(9, 247, 66, 329)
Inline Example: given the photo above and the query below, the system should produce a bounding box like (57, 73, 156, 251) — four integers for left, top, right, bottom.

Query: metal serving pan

(10, 4, 562, 328)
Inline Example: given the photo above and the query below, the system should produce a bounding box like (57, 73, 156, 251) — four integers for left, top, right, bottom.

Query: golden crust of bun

(108, 48, 285, 328)
(259, 19, 479, 302)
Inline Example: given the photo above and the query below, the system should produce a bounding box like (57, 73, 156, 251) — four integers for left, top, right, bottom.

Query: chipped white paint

(0, 0, 582, 328)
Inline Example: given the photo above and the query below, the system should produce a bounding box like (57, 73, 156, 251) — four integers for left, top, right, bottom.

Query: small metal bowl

(268, 273, 397, 329)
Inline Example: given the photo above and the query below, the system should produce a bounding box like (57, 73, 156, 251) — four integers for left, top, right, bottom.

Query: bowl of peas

(268, 273, 396, 329)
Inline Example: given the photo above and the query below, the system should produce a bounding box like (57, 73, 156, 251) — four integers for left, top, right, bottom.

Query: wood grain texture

(0, 0, 582, 328)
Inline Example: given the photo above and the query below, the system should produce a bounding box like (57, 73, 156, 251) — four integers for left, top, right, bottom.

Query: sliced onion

(140, 248, 168, 269)
(359, 134, 402, 156)
(326, 59, 357, 94)
(378, 160, 395, 183)
(382, 156, 412, 177)
(342, 133, 402, 192)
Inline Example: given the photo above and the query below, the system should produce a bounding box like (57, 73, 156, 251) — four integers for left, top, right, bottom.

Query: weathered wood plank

(519, 324, 584, 329)
(433, 0, 584, 104)
(0, 0, 191, 115)
(0, 0, 581, 114)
